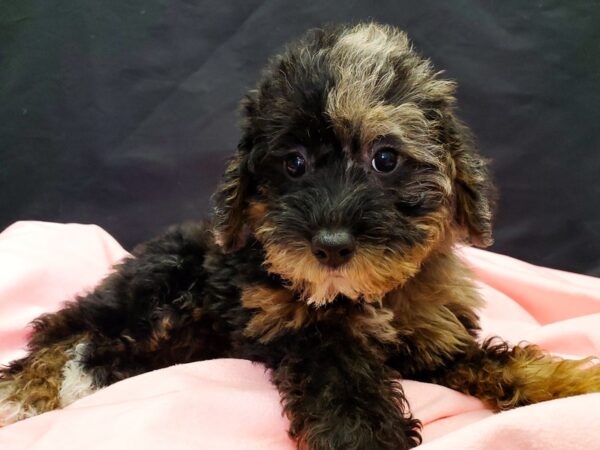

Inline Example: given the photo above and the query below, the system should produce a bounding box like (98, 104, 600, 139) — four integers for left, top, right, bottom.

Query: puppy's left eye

(372, 147, 399, 173)
(284, 153, 306, 178)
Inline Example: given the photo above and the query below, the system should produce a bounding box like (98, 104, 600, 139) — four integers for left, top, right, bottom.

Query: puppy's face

(214, 24, 493, 306)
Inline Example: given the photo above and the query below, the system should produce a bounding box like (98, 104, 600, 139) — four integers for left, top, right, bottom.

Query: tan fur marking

(242, 285, 399, 346)
(506, 350, 600, 407)
(0, 336, 85, 425)
(255, 207, 451, 306)
(440, 342, 600, 410)
(149, 316, 174, 351)
(246, 201, 269, 226)
(242, 286, 310, 343)
(326, 23, 456, 166)
(348, 305, 398, 347)
(386, 251, 482, 370)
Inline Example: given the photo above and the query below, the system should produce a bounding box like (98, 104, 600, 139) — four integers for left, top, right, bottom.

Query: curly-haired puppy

(1, 23, 599, 449)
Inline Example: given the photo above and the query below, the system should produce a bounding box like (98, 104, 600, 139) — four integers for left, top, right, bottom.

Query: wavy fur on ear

(212, 152, 249, 251)
(211, 95, 258, 252)
(443, 113, 495, 248)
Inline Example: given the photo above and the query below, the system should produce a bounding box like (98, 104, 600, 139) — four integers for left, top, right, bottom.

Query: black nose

(311, 230, 356, 268)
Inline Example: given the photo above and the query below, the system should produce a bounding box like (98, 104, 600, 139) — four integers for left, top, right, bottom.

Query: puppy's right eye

(284, 153, 306, 178)
(371, 147, 399, 173)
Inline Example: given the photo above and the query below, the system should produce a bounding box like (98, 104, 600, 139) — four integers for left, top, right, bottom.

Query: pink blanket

(1, 221, 599, 449)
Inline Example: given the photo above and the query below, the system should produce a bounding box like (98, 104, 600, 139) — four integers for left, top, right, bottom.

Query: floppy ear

(212, 146, 251, 252)
(212, 95, 257, 252)
(444, 114, 496, 248)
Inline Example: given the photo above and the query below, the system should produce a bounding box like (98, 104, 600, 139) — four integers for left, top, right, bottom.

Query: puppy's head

(213, 23, 494, 306)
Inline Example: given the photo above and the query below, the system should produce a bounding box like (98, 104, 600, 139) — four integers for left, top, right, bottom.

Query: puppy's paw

(299, 416, 421, 450)
(578, 359, 600, 394)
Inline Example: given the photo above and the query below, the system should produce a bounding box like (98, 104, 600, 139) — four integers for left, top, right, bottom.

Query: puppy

(1, 23, 599, 450)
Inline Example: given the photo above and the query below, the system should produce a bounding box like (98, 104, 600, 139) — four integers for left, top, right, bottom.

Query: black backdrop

(1, 0, 599, 275)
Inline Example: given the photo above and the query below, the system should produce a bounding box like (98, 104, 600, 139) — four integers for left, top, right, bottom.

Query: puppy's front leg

(420, 338, 600, 410)
(269, 328, 421, 450)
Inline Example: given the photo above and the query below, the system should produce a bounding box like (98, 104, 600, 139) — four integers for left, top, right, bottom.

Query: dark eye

(371, 147, 399, 173)
(284, 153, 306, 178)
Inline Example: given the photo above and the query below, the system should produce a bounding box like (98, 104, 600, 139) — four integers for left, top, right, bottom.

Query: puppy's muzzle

(311, 230, 356, 268)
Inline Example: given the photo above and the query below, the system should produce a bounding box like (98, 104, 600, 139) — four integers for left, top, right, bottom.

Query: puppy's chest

(204, 246, 397, 347)
(204, 248, 477, 363)
(238, 284, 400, 348)
(231, 279, 480, 373)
